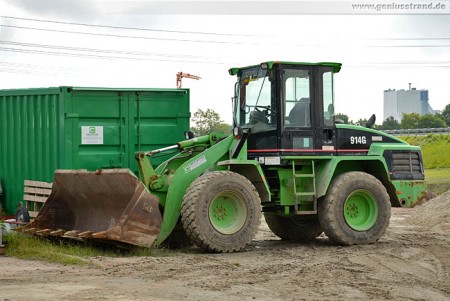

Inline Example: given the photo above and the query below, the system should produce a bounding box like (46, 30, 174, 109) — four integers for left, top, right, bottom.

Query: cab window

(284, 69, 311, 127)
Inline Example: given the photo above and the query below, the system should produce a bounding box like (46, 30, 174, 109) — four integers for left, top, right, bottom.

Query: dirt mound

(408, 190, 450, 234)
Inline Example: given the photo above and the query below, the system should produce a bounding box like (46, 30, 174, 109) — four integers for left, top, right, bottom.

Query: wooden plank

(23, 195, 48, 203)
(24, 187, 52, 196)
(23, 180, 52, 221)
(24, 180, 53, 189)
(29, 211, 39, 218)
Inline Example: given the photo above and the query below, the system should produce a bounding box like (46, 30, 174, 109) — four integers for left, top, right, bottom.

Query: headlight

(233, 127, 243, 139)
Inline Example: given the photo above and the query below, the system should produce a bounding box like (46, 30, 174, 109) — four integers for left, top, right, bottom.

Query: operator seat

(288, 98, 310, 126)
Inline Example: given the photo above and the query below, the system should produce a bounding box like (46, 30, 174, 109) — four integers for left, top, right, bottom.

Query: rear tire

(181, 171, 262, 253)
(264, 213, 323, 241)
(318, 172, 391, 245)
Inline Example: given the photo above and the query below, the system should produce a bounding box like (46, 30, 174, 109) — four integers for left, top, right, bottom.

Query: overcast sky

(1, 0, 450, 124)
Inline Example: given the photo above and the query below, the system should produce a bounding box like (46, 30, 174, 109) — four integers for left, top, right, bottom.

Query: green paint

(391, 180, 426, 207)
(136, 152, 156, 188)
(336, 124, 407, 144)
(153, 135, 235, 246)
(217, 159, 271, 203)
(343, 190, 378, 231)
(369, 143, 421, 156)
(208, 191, 247, 234)
(228, 61, 342, 75)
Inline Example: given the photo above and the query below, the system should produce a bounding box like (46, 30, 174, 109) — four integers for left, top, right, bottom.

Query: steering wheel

(254, 105, 275, 119)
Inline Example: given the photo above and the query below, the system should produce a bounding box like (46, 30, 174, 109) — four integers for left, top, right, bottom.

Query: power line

(346, 65, 450, 68)
(5, 25, 450, 49)
(0, 41, 213, 60)
(5, 41, 449, 69)
(4, 16, 449, 42)
(372, 45, 450, 48)
(0, 46, 225, 64)
(368, 37, 450, 41)
(1, 24, 250, 45)
(1, 15, 265, 38)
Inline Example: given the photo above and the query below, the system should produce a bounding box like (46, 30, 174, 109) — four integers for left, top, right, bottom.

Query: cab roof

(228, 61, 342, 75)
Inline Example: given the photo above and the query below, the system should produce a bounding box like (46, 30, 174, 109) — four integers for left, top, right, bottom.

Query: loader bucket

(21, 169, 162, 248)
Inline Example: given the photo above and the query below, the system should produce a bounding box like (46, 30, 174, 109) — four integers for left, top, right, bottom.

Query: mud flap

(20, 169, 162, 248)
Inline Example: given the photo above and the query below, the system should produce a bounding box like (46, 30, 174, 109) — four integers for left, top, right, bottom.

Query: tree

(335, 113, 350, 124)
(190, 108, 231, 135)
(440, 104, 450, 126)
(400, 113, 421, 129)
(380, 116, 400, 130)
(214, 123, 232, 134)
(356, 118, 368, 127)
(417, 114, 446, 128)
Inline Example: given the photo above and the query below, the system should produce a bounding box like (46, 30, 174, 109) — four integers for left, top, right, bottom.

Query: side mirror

(366, 114, 376, 128)
(184, 131, 195, 140)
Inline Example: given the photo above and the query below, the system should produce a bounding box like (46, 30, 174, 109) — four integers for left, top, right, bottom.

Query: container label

(81, 126, 104, 145)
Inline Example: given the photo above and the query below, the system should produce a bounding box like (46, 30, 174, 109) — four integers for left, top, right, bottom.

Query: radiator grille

(384, 151, 424, 180)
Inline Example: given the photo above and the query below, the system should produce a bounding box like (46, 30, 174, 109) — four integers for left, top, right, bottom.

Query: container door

(128, 90, 190, 173)
(68, 89, 128, 171)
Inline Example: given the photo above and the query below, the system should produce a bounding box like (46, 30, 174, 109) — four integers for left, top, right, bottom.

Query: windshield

(233, 67, 276, 133)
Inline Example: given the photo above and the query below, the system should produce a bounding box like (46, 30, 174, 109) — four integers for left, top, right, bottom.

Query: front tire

(181, 171, 262, 253)
(318, 172, 391, 245)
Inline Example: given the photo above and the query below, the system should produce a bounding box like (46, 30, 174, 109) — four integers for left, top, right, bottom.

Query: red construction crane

(176, 72, 201, 88)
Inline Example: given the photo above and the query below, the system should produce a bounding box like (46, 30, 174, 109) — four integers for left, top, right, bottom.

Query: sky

(1, 0, 450, 125)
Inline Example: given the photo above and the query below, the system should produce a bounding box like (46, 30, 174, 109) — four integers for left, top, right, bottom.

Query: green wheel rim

(209, 190, 247, 235)
(344, 189, 378, 231)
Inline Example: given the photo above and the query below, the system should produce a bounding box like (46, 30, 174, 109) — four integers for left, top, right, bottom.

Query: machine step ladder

(292, 160, 317, 214)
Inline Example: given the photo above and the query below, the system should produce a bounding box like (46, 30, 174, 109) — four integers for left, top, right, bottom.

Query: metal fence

(383, 127, 450, 136)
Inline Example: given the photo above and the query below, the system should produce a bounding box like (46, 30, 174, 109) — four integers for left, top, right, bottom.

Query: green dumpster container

(0, 87, 190, 215)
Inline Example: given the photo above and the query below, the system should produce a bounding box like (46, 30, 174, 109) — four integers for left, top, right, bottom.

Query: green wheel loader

(22, 61, 426, 252)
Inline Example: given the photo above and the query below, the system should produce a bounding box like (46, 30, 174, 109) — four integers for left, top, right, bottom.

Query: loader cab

(231, 61, 341, 159)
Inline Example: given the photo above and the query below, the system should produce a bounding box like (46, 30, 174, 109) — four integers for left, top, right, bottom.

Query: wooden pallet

(23, 180, 53, 219)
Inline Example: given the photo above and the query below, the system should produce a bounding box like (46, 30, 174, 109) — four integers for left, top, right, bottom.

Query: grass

(401, 134, 450, 195)
(424, 168, 450, 195)
(424, 168, 450, 181)
(2, 232, 179, 266)
(4, 233, 116, 265)
(401, 134, 450, 169)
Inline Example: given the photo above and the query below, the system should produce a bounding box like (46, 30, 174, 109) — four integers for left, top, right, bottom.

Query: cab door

(280, 66, 336, 155)
(313, 68, 336, 154)
(280, 66, 315, 154)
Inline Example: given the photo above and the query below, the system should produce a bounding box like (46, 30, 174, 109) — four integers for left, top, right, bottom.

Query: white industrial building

(383, 84, 434, 121)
